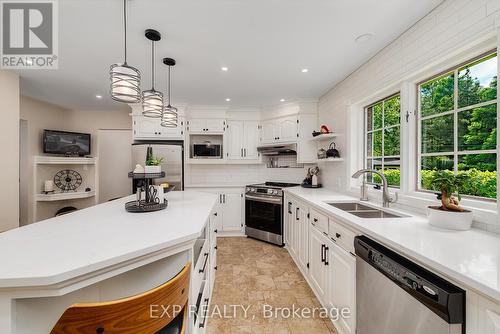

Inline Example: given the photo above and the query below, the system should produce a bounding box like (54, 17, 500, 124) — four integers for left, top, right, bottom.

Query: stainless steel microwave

(192, 143, 222, 158)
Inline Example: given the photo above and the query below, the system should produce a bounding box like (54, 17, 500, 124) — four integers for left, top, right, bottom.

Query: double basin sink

(325, 202, 408, 219)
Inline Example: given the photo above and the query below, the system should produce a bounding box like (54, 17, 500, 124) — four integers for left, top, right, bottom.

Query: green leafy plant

(429, 170, 469, 212)
(145, 156, 164, 166)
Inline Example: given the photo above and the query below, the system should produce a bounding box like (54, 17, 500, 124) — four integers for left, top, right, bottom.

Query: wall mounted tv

(43, 130, 91, 156)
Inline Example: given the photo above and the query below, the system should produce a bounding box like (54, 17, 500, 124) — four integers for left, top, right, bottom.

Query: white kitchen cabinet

(222, 193, 244, 231)
(478, 295, 500, 334)
(309, 224, 329, 301)
(133, 115, 184, 140)
(187, 119, 225, 133)
(276, 116, 298, 143)
(327, 241, 356, 334)
(260, 120, 276, 144)
(285, 199, 294, 252)
(260, 116, 298, 144)
(296, 203, 309, 274)
(226, 120, 260, 160)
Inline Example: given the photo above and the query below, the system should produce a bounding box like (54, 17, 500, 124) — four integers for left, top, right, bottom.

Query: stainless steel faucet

(352, 169, 398, 207)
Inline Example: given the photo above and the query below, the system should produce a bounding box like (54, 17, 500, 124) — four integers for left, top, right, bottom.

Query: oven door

(245, 195, 282, 236)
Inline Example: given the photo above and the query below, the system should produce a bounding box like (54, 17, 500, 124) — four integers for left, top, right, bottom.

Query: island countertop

(0, 191, 218, 289)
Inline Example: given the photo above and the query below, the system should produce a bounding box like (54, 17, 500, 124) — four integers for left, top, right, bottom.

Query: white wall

(0, 71, 20, 232)
(318, 0, 500, 191)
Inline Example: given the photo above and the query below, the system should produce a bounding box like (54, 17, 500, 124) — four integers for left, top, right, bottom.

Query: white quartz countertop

(0, 191, 218, 289)
(285, 187, 500, 301)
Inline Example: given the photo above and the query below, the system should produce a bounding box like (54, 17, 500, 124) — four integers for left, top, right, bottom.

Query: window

(418, 52, 497, 200)
(365, 93, 401, 187)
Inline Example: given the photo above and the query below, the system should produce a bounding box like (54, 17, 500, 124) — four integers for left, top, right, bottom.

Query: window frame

(416, 50, 498, 201)
(364, 92, 402, 188)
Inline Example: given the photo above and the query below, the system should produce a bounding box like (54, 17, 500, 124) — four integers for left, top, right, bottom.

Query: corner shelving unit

(32, 156, 99, 223)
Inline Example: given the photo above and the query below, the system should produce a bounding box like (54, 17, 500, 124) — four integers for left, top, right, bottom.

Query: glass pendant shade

(142, 29, 163, 118)
(109, 0, 141, 103)
(161, 105, 178, 127)
(142, 89, 164, 118)
(110, 63, 141, 103)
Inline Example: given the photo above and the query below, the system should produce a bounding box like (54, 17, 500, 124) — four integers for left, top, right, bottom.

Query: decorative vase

(144, 165, 161, 174)
(427, 206, 473, 231)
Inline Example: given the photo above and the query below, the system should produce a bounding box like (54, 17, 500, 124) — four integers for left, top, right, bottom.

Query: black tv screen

(43, 130, 91, 156)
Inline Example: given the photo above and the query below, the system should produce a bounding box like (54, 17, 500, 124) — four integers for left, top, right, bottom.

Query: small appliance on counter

(302, 167, 322, 188)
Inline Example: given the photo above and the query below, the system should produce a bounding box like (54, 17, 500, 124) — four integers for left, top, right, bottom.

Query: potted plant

(427, 170, 473, 231)
(145, 156, 164, 174)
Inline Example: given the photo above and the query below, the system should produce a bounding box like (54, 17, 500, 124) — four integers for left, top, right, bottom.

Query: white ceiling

(17, 0, 443, 111)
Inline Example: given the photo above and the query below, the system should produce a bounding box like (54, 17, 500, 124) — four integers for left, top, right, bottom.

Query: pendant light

(109, 0, 141, 103)
(142, 29, 164, 118)
(161, 58, 178, 128)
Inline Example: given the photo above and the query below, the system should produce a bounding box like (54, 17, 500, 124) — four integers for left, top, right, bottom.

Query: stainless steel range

(245, 182, 299, 246)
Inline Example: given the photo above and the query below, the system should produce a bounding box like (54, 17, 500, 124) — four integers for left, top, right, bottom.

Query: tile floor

(206, 237, 337, 334)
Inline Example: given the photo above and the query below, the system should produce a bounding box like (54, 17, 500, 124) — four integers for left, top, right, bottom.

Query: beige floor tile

(207, 237, 338, 334)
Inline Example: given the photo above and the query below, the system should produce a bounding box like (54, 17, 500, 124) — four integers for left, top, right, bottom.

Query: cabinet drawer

(310, 208, 328, 235)
(194, 279, 210, 332)
(329, 220, 357, 254)
(193, 240, 210, 295)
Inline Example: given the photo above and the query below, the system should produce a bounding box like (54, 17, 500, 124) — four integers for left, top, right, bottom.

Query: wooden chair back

(51, 262, 191, 334)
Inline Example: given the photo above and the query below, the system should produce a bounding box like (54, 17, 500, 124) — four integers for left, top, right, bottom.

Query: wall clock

(54, 170, 83, 192)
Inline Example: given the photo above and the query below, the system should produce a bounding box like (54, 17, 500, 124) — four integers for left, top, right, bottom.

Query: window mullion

(381, 100, 385, 173)
(453, 68, 458, 174)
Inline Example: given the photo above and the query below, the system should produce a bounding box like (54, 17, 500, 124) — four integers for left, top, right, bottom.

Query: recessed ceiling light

(221, 67, 229, 71)
(280, 99, 286, 102)
(225, 98, 231, 102)
(301, 68, 308, 73)
(96, 95, 103, 99)
(355, 33, 373, 43)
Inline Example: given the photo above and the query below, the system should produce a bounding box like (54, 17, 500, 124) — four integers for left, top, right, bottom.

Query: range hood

(257, 143, 297, 156)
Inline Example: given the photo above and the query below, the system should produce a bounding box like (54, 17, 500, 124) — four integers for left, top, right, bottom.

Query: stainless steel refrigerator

(131, 142, 184, 192)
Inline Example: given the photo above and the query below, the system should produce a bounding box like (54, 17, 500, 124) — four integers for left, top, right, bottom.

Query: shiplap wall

(319, 0, 500, 190)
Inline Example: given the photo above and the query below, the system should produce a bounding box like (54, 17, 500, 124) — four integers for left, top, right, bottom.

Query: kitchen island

(0, 190, 219, 334)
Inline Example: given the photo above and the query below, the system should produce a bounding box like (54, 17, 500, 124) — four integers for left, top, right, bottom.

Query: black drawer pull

(198, 298, 210, 328)
(199, 252, 209, 273)
(313, 218, 318, 222)
(321, 244, 325, 263)
(336, 233, 341, 239)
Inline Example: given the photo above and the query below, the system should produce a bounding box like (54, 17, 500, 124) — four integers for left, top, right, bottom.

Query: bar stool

(51, 263, 191, 334)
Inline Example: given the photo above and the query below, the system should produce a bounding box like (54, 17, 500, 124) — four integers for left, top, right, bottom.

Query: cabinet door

(260, 120, 276, 144)
(478, 296, 500, 334)
(243, 121, 259, 159)
(222, 193, 243, 231)
(158, 117, 184, 139)
(135, 116, 159, 138)
(328, 242, 356, 334)
(297, 204, 309, 273)
(309, 226, 328, 300)
(206, 119, 225, 133)
(226, 121, 244, 159)
(187, 119, 204, 132)
(284, 199, 293, 248)
(276, 116, 298, 142)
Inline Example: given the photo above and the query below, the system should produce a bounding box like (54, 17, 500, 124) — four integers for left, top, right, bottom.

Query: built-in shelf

(310, 133, 338, 141)
(316, 158, 344, 162)
(35, 191, 96, 202)
(35, 156, 96, 165)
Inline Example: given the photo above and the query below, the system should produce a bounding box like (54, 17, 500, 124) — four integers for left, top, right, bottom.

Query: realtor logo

(1, 0, 58, 69)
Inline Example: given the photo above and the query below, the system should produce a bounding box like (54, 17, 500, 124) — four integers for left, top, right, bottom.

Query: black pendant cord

(123, 0, 127, 64)
(167, 66, 171, 105)
(151, 41, 155, 90)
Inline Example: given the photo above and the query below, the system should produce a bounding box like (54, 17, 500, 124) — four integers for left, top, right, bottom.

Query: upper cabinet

(226, 120, 260, 160)
(260, 116, 298, 144)
(133, 115, 184, 141)
(187, 119, 225, 134)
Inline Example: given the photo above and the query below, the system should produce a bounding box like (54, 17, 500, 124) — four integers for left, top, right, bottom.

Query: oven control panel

(246, 187, 282, 197)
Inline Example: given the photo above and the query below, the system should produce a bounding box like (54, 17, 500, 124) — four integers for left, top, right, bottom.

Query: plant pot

(427, 206, 473, 231)
(144, 165, 161, 174)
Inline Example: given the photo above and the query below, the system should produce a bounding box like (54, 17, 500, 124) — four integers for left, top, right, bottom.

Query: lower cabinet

(327, 241, 356, 334)
(297, 203, 309, 274)
(220, 192, 244, 232)
(309, 225, 329, 300)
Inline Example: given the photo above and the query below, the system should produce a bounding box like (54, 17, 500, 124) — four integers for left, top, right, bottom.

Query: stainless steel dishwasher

(354, 236, 465, 334)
